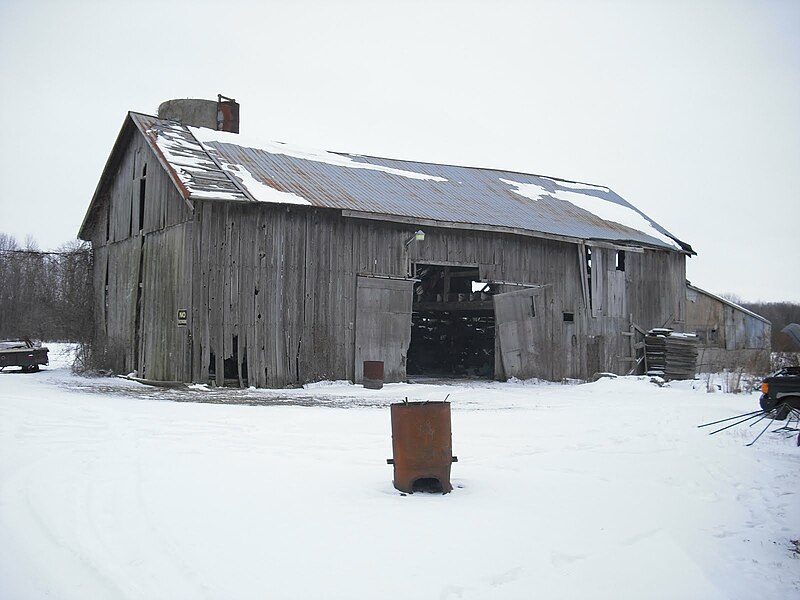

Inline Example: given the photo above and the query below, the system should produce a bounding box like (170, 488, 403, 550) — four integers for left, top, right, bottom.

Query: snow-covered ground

(1, 345, 798, 600)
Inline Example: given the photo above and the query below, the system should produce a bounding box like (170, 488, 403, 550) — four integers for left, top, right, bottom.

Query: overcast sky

(1, 0, 798, 301)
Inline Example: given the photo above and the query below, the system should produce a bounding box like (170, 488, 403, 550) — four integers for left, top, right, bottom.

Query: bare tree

(0, 233, 93, 343)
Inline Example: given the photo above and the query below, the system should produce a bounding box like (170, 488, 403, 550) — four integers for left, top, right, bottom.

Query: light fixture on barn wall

(405, 230, 425, 247)
(405, 230, 425, 277)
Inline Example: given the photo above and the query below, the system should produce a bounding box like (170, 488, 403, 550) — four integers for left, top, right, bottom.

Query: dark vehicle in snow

(0, 340, 49, 372)
(699, 366, 800, 445)
(759, 366, 800, 420)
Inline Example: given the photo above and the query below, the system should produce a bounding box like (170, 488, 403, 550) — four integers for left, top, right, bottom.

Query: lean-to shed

(79, 98, 696, 387)
(685, 284, 771, 372)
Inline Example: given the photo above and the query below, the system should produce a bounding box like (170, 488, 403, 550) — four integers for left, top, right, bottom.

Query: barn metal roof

(131, 112, 693, 253)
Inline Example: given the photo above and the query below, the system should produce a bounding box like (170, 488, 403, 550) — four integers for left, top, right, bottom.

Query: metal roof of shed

(686, 284, 771, 324)
(131, 112, 693, 253)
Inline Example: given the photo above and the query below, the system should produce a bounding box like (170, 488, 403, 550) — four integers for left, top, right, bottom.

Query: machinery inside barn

(408, 264, 497, 378)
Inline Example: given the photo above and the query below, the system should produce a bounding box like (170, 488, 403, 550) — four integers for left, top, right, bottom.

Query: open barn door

(493, 286, 552, 380)
(355, 276, 414, 384)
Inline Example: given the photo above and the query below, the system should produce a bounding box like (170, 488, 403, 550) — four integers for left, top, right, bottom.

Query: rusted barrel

(363, 360, 384, 390)
(387, 401, 457, 494)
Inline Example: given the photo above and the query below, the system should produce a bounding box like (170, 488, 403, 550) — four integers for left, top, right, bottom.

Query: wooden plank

(493, 286, 551, 380)
(198, 201, 212, 382)
(341, 209, 597, 248)
(413, 300, 494, 312)
(211, 205, 224, 382)
(354, 276, 414, 383)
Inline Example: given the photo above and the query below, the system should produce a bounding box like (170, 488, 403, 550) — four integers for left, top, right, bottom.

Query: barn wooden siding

(191, 202, 408, 387)
(86, 128, 193, 378)
(83, 128, 688, 386)
(582, 245, 687, 378)
(686, 286, 771, 372)
(189, 200, 686, 386)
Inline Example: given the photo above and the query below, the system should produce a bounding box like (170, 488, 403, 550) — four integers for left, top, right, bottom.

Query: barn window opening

(408, 264, 496, 379)
(585, 247, 593, 310)
(104, 257, 109, 333)
(133, 249, 145, 374)
(615, 250, 625, 271)
(138, 165, 147, 232)
(240, 351, 249, 382)
(695, 327, 719, 345)
(563, 312, 574, 322)
(129, 196, 135, 238)
(222, 336, 248, 387)
(221, 353, 243, 381)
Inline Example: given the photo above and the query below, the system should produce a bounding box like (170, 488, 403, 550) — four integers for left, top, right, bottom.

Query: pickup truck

(759, 366, 800, 420)
(0, 340, 49, 372)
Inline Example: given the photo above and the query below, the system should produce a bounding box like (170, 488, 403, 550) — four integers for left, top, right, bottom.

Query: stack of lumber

(644, 329, 669, 376)
(645, 328, 698, 380)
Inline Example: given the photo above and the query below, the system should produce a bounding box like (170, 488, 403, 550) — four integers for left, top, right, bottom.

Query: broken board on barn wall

(354, 276, 414, 384)
(493, 286, 552, 380)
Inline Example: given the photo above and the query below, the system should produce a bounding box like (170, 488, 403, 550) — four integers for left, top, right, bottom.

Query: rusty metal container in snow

(363, 360, 384, 389)
(387, 401, 457, 493)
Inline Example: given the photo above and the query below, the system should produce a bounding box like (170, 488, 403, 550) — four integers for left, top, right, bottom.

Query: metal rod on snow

(748, 412, 772, 428)
(707, 412, 765, 436)
(791, 411, 800, 432)
(698, 410, 763, 429)
(746, 413, 779, 447)
(772, 406, 800, 433)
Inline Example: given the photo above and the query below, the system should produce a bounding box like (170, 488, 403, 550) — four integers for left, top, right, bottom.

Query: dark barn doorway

(407, 264, 497, 379)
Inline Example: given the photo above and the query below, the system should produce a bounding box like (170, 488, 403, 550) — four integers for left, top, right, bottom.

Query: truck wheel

(24, 365, 40, 373)
(774, 404, 790, 421)
(759, 394, 776, 412)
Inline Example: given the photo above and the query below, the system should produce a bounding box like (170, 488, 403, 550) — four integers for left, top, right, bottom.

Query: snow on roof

(135, 113, 692, 252)
(144, 117, 248, 202)
(501, 178, 681, 250)
(193, 127, 448, 183)
(216, 161, 310, 206)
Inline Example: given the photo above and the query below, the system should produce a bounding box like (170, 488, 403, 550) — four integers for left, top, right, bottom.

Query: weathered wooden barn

(685, 284, 771, 372)
(79, 98, 696, 387)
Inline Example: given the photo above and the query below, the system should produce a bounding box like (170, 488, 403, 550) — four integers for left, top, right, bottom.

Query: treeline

(739, 301, 800, 352)
(0, 233, 93, 342)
